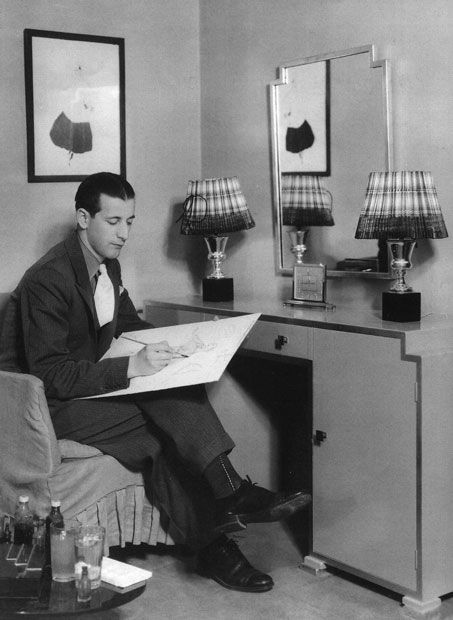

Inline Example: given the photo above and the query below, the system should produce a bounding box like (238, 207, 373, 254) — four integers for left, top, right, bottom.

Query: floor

(84, 522, 453, 620)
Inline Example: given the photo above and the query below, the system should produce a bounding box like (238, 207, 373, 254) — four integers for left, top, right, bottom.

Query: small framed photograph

(24, 29, 126, 182)
(277, 60, 330, 175)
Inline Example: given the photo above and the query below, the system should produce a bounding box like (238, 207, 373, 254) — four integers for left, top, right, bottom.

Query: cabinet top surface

(144, 295, 452, 343)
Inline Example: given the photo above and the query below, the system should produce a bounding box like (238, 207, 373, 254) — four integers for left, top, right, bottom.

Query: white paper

(88, 312, 261, 398)
(101, 556, 152, 588)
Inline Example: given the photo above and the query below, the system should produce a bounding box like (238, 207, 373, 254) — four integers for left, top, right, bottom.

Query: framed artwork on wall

(277, 60, 330, 175)
(23, 29, 126, 183)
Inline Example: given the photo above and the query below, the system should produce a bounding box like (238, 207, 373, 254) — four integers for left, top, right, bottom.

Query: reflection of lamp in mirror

(179, 176, 255, 302)
(355, 171, 448, 322)
(282, 174, 334, 262)
(282, 174, 335, 309)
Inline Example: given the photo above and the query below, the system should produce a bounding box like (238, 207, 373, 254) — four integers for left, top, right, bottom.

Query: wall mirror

(270, 45, 393, 278)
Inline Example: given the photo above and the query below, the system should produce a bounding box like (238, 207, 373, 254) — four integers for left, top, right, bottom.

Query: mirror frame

(270, 44, 394, 278)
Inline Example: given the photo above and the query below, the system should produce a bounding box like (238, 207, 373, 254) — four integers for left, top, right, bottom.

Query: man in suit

(3, 172, 310, 593)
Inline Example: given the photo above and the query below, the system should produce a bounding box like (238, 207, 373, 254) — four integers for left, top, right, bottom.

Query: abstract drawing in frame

(24, 29, 126, 182)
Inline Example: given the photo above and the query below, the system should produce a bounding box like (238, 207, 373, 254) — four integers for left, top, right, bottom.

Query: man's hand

(127, 340, 174, 378)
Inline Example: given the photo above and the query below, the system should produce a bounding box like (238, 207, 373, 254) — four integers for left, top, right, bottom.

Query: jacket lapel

(65, 232, 96, 319)
(65, 232, 122, 358)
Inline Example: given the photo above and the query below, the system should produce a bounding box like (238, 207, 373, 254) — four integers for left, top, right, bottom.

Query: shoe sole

(214, 491, 312, 534)
(207, 573, 274, 593)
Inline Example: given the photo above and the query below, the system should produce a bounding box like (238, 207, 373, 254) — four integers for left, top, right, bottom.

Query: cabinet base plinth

(301, 555, 327, 575)
(401, 595, 441, 614)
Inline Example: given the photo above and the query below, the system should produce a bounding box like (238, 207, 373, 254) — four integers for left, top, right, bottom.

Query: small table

(0, 543, 146, 617)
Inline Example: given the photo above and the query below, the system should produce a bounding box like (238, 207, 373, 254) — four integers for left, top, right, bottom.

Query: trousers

(50, 384, 235, 549)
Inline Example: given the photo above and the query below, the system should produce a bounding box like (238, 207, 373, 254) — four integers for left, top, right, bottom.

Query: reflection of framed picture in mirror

(24, 29, 126, 183)
(278, 60, 330, 175)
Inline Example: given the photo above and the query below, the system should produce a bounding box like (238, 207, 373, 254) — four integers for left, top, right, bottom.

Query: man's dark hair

(75, 172, 135, 216)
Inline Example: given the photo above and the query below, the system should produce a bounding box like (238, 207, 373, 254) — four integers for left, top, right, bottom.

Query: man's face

(77, 193, 136, 261)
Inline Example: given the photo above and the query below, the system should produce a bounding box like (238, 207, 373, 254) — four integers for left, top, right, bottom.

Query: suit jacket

(0, 231, 151, 403)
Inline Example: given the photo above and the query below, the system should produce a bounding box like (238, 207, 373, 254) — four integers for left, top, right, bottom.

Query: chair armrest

(0, 371, 60, 488)
(58, 439, 103, 460)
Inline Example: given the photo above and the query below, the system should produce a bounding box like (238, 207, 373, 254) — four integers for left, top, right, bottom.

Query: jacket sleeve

(20, 268, 130, 400)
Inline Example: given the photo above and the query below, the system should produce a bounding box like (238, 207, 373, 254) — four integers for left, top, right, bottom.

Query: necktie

(94, 264, 114, 327)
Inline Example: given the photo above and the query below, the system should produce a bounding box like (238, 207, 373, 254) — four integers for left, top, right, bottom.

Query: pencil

(121, 334, 189, 357)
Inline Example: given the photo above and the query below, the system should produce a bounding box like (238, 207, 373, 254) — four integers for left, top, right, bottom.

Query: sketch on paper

(84, 313, 261, 399)
(49, 112, 93, 160)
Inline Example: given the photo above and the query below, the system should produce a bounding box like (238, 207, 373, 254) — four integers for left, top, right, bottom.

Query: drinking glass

(74, 525, 105, 589)
(50, 525, 75, 582)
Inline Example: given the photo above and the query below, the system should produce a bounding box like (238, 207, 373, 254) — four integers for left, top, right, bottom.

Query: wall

(199, 0, 453, 314)
(0, 0, 201, 306)
(2, 1, 452, 316)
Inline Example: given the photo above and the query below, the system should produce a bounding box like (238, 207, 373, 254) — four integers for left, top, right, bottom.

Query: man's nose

(117, 222, 129, 240)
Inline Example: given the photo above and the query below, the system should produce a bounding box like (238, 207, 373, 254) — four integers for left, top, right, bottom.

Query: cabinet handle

(275, 335, 288, 350)
(313, 430, 327, 445)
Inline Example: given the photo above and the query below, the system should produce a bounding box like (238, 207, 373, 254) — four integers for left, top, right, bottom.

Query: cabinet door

(312, 329, 417, 590)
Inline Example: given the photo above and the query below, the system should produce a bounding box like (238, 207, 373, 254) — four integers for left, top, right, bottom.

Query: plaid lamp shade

(281, 174, 334, 227)
(355, 171, 448, 239)
(180, 176, 255, 235)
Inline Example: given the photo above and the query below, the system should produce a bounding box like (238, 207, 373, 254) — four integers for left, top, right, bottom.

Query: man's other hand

(127, 340, 174, 378)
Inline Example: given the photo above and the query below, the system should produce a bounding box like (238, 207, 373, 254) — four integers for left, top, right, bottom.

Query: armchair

(0, 293, 174, 553)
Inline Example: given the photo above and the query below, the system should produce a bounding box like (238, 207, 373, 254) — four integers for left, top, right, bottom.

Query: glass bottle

(13, 496, 34, 545)
(45, 499, 64, 563)
(47, 500, 64, 528)
(0, 517, 11, 543)
(33, 517, 46, 550)
(77, 565, 92, 602)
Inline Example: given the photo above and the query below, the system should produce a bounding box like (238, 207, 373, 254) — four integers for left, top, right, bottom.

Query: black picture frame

(24, 29, 126, 183)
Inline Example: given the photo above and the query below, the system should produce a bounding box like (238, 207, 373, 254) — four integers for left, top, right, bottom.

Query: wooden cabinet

(143, 296, 453, 613)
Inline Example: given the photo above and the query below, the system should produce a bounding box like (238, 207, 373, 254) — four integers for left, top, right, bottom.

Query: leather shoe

(198, 535, 273, 593)
(214, 477, 311, 534)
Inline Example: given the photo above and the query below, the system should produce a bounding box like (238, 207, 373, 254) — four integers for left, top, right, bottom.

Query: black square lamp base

(202, 277, 234, 302)
(382, 291, 421, 322)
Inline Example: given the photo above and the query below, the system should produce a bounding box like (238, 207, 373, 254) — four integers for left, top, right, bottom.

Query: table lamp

(179, 176, 255, 301)
(355, 171, 448, 322)
(281, 174, 335, 309)
(281, 174, 334, 263)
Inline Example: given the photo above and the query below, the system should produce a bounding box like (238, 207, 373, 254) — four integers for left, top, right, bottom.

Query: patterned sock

(204, 453, 243, 499)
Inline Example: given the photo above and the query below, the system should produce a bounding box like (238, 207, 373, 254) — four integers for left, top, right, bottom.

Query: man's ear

(76, 208, 90, 230)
